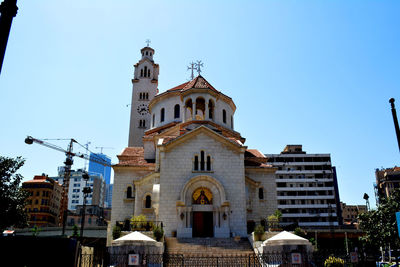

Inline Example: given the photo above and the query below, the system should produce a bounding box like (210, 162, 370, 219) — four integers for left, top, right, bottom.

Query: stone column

(205, 102, 209, 120)
(192, 100, 196, 120)
(183, 106, 186, 122)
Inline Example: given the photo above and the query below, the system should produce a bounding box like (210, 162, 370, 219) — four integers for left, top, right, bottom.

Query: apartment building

(265, 145, 342, 227)
(52, 168, 105, 210)
(22, 175, 63, 227)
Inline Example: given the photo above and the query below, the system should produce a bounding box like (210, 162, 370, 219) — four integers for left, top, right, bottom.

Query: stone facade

(110, 46, 277, 243)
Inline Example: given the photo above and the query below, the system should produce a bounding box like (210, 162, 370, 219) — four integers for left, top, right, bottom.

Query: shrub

(153, 226, 164, 241)
(130, 214, 147, 230)
(293, 227, 306, 238)
(254, 224, 265, 241)
(112, 225, 121, 240)
(72, 224, 79, 237)
(324, 256, 344, 267)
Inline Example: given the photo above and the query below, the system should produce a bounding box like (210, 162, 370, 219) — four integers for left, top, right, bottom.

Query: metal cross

(145, 39, 151, 47)
(195, 60, 203, 75)
(187, 62, 196, 80)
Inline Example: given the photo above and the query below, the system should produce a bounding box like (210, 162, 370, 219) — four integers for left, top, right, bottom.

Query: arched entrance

(176, 175, 230, 238)
(192, 187, 213, 237)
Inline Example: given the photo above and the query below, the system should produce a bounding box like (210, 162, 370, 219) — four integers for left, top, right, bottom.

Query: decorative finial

(195, 60, 203, 75)
(187, 62, 196, 80)
(145, 39, 151, 47)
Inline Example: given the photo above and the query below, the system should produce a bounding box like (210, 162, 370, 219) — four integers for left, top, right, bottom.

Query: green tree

(358, 188, 400, 250)
(0, 156, 28, 231)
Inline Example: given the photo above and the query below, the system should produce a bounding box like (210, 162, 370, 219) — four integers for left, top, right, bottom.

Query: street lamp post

(0, 0, 18, 74)
(80, 172, 91, 239)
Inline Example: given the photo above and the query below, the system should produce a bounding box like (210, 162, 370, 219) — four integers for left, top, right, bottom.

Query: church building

(110, 45, 277, 238)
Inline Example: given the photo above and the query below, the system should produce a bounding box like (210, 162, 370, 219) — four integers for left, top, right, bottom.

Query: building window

(152, 114, 155, 127)
(139, 119, 146, 128)
(194, 151, 212, 172)
(145, 195, 151, 208)
(148, 69, 150, 77)
(140, 69, 143, 77)
(206, 156, 211, 171)
(144, 66, 148, 77)
(259, 188, 264, 199)
(126, 186, 133, 199)
(194, 155, 199, 171)
(222, 109, 227, 123)
(160, 108, 165, 122)
(174, 104, 180, 119)
(200, 151, 205, 171)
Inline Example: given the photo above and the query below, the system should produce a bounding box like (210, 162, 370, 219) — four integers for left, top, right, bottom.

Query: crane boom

(25, 136, 111, 166)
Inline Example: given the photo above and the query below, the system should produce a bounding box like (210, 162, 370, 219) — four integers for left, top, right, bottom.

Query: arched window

(139, 93, 142, 100)
(259, 188, 264, 199)
(145, 195, 151, 208)
(146, 51, 148, 56)
(146, 93, 149, 100)
(144, 66, 148, 77)
(127, 186, 132, 198)
(148, 69, 150, 77)
(142, 120, 146, 127)
(222, 109, 227, 123)
(200, 151, 205, 171)
(206, 156, 211, 171)
(174, 104, 180, 119)
(150, 52, 152, 56)
(160, 108, 165, 122)
(152, 114, 155, 127)
(140, 69, 143, 77)
(208, 100, 214, 120)
(194, 155, 199, 171)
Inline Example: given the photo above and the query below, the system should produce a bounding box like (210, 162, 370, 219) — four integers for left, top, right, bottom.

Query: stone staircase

(165, 237, 256, 256)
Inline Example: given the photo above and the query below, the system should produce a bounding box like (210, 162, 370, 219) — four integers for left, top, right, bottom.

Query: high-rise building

(265, 145, 342, 227)
(22, 175, 63, 227)
(88, 153, 111, 185)
(52, 169, 105, 210)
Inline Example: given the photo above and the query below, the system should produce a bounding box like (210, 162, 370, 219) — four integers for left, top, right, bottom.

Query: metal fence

(80, 251, 378, 267)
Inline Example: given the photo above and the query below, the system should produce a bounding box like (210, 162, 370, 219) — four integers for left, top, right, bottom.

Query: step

(165, 237, 255, 256)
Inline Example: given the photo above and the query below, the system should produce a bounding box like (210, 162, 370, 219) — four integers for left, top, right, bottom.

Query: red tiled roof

(167, 81, 190, 92)
(181, 75, 218, 92)
(166, 75, 218, 93)
(116, 147, 155, 167)
(246, 149, 265, 158)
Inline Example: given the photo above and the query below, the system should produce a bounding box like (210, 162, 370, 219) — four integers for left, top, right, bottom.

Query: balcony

(276, 170, 332, 174)
(277, 195, 335, 200)
(278, 204, 336, 209)
(276, 186, 334, 191)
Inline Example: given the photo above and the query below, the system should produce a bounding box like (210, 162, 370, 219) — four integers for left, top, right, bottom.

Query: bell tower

(128, 45, 159, 147)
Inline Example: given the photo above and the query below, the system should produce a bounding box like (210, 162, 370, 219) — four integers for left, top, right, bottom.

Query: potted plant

(153, 226, 164, 242)
(254, 224, 265, 241)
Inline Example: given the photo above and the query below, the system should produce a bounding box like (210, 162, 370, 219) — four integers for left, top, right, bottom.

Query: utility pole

(389, 98, 400, 153)
(0, 0, 18, 74)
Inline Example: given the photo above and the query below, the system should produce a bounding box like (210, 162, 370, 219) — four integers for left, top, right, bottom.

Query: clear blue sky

(1, 1, 399, 207)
